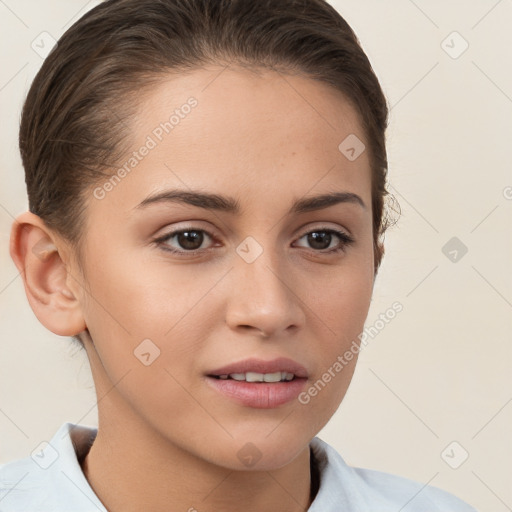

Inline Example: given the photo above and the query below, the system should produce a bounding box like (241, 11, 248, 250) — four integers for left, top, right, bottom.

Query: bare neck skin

(79, 354, 315, 511)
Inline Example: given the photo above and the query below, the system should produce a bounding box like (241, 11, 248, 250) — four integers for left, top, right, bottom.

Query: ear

(9, 211, 87, 337)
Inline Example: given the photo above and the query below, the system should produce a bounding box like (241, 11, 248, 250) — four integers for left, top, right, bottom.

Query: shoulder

(0, 450, 54, 511)
(0, 422, 103, 512)
(350, 465, 477, 511)
(309, 437, 478, 512)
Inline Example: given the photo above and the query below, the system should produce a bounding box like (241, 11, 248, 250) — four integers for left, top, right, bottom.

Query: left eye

(294, 228, 354, 253)
(154, 227, 354, 255)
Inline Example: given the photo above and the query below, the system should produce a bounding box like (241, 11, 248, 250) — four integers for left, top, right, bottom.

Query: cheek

(299, 253, 373, 412)
(299, 282, 369, 428)
(79, 246, 217, 386)
(80, 243, 195, 340)
(307, 257, 374, 346)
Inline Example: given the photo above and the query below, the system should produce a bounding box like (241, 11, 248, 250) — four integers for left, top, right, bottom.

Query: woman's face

(73, 65, 375, 469)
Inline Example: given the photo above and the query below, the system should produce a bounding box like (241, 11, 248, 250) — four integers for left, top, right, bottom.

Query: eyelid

(153, 221, 218, 239)
(296, 221, 353, 239)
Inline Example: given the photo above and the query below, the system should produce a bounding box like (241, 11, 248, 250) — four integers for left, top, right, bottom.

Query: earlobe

(9, 211, 87, 337)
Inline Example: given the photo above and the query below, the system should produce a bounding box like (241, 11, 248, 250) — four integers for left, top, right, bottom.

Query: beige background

(1, 1, 511, 510)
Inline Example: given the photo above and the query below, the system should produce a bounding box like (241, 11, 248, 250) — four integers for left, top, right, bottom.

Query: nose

(224, 245, 305, 338)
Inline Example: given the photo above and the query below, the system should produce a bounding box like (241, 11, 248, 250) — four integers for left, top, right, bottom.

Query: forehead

(89, 65, 371, 217)
(139, 64, 366, 154)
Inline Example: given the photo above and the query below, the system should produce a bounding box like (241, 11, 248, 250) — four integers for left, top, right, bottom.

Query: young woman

(2, 0, 478, 510)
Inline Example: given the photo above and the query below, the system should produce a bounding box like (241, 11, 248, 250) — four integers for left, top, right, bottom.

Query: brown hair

(19, 0, 398, 347)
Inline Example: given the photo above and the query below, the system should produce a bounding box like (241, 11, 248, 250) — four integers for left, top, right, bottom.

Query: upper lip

(207, 357, 308, 378)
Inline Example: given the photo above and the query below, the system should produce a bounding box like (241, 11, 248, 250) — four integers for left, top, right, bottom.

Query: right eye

(153, 227, 218, 255)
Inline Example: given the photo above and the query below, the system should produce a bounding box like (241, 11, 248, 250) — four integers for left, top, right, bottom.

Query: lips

(206, 357, 309, 379)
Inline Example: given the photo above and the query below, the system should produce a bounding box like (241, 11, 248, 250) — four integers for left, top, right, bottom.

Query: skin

(10, 65, 376, 511)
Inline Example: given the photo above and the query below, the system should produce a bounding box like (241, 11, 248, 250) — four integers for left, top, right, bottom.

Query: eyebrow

(134, 189, 366, 214)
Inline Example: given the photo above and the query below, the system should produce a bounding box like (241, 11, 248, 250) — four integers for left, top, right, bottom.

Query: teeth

(263, 372, 284, 383)
(220, 372, 295, 382)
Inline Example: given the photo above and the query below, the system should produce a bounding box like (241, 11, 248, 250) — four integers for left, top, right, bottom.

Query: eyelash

(153, 225, 355, 257)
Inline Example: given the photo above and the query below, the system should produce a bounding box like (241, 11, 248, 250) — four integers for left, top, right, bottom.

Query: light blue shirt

(0, 422, 478, 511)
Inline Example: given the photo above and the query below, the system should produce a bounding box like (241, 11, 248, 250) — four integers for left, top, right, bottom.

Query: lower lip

(205, 376, 308, 408)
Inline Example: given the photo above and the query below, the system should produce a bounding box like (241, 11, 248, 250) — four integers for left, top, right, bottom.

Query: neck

(79, 389, 315, 511)
(81, 422, 314, 511)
